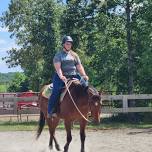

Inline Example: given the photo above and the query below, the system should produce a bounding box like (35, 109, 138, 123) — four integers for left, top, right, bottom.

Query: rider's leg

(48, 73, 64, 116)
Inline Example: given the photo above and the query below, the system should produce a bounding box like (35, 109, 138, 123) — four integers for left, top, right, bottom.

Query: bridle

(87, 87, 102, 117)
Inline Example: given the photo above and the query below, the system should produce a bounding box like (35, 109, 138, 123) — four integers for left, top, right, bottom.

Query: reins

(64, 80, 91, 122)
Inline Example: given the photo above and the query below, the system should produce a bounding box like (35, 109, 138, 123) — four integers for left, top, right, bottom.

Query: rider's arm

(53, 52, 67, 81)
(54, 62, 63, 78)
(76, 64, 89, 80)
(54, 62, 66, 81)
(74, 53, 89, 81)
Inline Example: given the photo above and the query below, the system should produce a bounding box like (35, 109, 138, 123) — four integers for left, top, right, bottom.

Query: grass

(1, 113, 152, 131)
(88, 122, 152, 130)
(0, 119, 152, 131)
(0, 121, 39, 131)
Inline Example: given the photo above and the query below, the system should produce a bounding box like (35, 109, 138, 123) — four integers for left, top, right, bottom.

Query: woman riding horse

(48, 35, 89, 118)
(36, 36, 101, 152)
(37, 80, 101, 152)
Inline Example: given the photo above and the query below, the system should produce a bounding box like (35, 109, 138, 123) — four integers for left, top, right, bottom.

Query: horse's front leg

(53, 136, 61, 151)
(64, 120, 72, 152)
(80, 119, 87, 152)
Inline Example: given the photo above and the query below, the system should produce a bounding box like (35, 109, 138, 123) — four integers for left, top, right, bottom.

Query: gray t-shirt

(53, 50, 81, 76)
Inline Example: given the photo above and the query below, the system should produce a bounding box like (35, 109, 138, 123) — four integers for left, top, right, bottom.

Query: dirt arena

(0, 128, 152, 152)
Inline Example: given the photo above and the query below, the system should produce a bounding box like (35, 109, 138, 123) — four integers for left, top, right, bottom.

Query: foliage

(1, 0, 63, 91)
(0, 84, 8, 92)
(0, 72, 16, 92)
(0, 0, 152, 94)
(7, 72, 29, 92)
(0, 72, 16, 83)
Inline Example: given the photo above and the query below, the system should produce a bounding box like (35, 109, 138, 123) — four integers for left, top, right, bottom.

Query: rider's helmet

(62, 36, 73, 44)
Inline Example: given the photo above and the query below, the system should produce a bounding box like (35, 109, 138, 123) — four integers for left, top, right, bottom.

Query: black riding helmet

(62, 36, 73, 44)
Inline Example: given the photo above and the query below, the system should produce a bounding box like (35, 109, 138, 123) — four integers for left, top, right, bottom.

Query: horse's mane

(87, 86, 101, 102)
(70, 80, 87, 98)
(88, 85, 99, 96)
(70, 81, 100, 100)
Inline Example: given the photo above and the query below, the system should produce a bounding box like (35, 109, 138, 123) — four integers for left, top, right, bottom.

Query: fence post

(122, 95, 128, 113)
(2, 94, 5, 108)
(13, 96, 17, 115)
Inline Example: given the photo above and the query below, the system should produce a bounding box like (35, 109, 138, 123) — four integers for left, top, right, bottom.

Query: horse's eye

(95, 102, 98, 106)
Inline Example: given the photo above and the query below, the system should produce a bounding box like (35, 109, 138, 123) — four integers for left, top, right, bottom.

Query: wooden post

(9, 116, 12, 122)
(27, 115, 29, 122)
(122, 95, 128, 113)
(13, 97, 17, 115)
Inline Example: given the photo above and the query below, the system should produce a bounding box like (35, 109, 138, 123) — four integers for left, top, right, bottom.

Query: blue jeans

(48, 73, 81, 114)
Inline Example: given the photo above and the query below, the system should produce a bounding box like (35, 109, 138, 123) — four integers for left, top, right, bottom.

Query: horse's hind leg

(49, 133, 53, 150)
(47, 118, 61, 151)
(64, 120, 72, 152)
(80, 119, 87, 152)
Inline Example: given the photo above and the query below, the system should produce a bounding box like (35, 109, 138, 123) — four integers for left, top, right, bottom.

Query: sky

(0, 0, 23, 73)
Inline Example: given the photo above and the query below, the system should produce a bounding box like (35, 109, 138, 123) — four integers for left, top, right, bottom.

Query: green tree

(134, 1, 152, 93)
(1, 0, 63, 90)
(90, 0, 152, 94)
(8, 72, 29, 92)
(60, 0, 109, 86)
(1, 0, 151, 95)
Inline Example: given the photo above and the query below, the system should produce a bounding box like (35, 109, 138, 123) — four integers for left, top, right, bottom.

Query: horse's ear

(98, 91, 102, 96)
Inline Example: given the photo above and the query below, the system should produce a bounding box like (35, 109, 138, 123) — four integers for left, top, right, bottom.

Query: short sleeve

(75, 54, 81, 65)
(53, 53, 61, 63)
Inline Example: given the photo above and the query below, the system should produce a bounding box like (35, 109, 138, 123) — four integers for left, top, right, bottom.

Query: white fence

(0, 93, 152, 114)
(102, 94, 152, 113)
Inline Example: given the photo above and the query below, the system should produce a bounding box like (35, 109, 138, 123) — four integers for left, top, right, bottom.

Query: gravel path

(0, 128, 152, 152)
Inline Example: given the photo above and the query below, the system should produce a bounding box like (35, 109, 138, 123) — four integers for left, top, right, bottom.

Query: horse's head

(88, 87, 102, 124)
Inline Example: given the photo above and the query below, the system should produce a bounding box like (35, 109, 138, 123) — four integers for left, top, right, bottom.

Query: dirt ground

(0, 128, 152, 152)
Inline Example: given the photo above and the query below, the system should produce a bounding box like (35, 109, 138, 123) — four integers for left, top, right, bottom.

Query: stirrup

(47, 113, 57, 118)
(52, 113, 57, 118)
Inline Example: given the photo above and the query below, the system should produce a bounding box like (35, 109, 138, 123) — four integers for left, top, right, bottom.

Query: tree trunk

(126, 0, 136, 122)
(126, 0, 134, 95)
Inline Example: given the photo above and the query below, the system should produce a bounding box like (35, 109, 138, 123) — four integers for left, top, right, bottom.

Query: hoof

(64, 147, 68, 152)
(81, 149, 85, 152)
(56, 144, 61, 151)
(49, 145, 53, 150)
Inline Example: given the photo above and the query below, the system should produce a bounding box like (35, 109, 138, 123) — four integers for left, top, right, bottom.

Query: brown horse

(36, 80, 101, 152)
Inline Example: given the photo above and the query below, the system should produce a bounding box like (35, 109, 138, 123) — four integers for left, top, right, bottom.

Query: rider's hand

(82, 75, 89, 81)
(59, 75, 67, 82)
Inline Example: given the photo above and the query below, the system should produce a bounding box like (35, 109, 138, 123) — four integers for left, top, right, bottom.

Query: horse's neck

(68, 83, 89, 105)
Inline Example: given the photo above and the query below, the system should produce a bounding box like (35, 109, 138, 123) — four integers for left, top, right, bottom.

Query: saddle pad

(42, 84, 53, 99)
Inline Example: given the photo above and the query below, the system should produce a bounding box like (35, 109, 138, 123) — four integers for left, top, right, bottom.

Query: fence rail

(102, 94, 152, 113)
(0, 93, 39, 116)
(0, 93, 152, 114)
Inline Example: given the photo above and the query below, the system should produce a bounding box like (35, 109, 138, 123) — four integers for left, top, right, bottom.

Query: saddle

(41, 79, 79, 102)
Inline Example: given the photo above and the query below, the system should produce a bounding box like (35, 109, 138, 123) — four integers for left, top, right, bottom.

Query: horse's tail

(36, 111, 45, 139)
